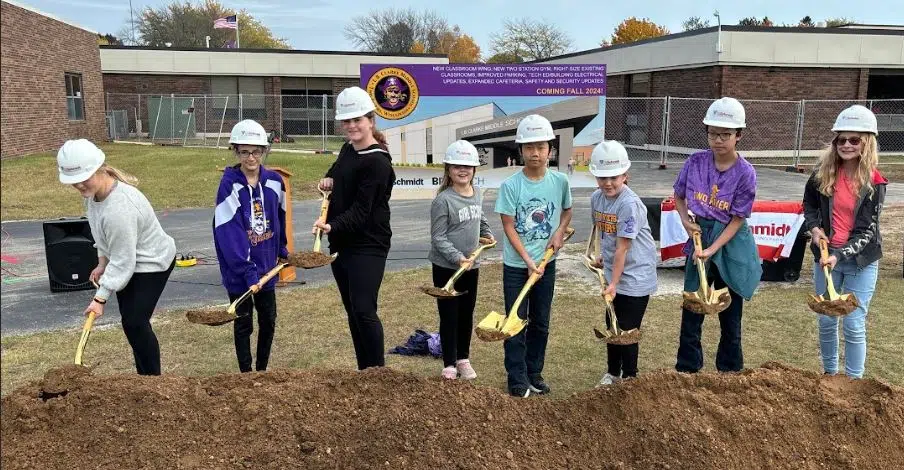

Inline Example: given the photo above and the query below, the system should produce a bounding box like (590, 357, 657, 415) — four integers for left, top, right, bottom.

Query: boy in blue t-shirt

(495, 114, 573, 398)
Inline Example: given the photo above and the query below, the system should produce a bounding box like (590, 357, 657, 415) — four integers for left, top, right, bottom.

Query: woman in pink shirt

(802, 105, 887, 379)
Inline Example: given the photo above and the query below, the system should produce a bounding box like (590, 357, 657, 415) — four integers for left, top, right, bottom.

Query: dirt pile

(3, 362, 903, 470)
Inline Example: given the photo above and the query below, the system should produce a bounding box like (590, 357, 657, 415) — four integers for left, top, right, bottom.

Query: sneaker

(456, 359, 477, 380)
(441, 366, 457, 380)
(596, 373, 620, 388)
(509, 386, 531, 398)
(528, 379, 550, 395)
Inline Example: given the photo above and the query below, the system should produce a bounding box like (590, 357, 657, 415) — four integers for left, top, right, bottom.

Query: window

(210, 76, 266, 120)
(65, 73, 84, 120)
(629, 73, 651, 97)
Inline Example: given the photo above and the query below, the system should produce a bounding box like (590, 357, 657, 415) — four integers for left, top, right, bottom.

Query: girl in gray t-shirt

(588, 141, 658, 387)
(428, 141, 494, 381)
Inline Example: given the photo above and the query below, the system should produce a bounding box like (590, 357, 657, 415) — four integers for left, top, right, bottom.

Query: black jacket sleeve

(329, 156, 392, 234)
(802, 173, 823, 234)
(838, 183, 885, 262)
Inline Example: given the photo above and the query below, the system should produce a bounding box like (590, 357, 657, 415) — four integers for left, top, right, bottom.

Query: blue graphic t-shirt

(495, 169, 572, 268)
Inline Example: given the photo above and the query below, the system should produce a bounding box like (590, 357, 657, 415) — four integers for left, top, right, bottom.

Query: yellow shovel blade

(475, 311, 508, 341)
(500, 313, 528, 338)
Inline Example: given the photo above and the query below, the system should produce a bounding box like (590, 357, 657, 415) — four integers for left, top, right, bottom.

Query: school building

(0, 0, 106, 158)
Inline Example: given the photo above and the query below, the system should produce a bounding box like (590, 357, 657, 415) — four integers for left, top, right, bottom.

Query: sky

(18, 0, 904, 55)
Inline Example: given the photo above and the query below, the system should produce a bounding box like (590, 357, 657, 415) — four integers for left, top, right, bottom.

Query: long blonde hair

(436, 164, 475, 195)
(814, 133, 878, 197)
(99, 163, 138, 186)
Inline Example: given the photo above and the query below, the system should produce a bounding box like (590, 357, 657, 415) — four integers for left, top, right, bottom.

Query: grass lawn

(0, 143, 335, 221)
(3, 207, 902, 397)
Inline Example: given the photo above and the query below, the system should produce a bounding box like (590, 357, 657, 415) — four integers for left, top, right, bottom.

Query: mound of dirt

(3, 363, 903, 470)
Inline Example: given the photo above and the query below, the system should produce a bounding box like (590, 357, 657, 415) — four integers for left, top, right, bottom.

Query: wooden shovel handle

(819, 239, 830, 261)
(227, 263, 288, 314)
(74, 311, 96, 365)
(691, 232, 710, 299)
(312, 190, 331, 252)
(442, 238, 497, 290)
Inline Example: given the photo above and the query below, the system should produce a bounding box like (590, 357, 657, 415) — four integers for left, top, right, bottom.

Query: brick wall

(332, 78, 360, 95)
(103, 74, 212, 134)
(1, 2, 106, 157)
(652, 67, 720, 98)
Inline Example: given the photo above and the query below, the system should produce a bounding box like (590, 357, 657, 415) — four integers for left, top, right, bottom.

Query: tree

(738, 16, 773, 26)
(798, 16, 815, 27)
(606, 17, 669, 46)
(444, 31, 481, 63)
(97, 33, 123, 45)
(133, 0, 289, 48)
(490, 18, 572, 61)
(381, 22, 416, 53)
(825, 17, 854, 27)
(485, 51, 524, 64)
(345, 8, 457, 54)
(682, 16, 711, 31)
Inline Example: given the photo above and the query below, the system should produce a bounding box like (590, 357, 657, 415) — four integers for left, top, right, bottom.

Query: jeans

(432, 264, 479, 368)
(675, 262, 744, 373)
(502, 261, 556, 391)
(813, 259, 878, 378)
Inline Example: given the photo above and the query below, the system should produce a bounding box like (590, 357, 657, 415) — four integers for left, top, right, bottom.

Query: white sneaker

(441, 366, 457, 380)
(456, 359, 477, 380)
(596, 373, 620, 388)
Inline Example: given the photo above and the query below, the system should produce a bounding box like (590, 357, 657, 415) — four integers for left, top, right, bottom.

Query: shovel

(288, 188, 338, 269)
(420, 237, 497, 298)
(186, 262, 288, 326)
(681, 231, 732, 315)
(807, 239, 860, 316)
(581, 226, 641, 345)
(475, 227, 574, 342)
(75, 279, 100, 366)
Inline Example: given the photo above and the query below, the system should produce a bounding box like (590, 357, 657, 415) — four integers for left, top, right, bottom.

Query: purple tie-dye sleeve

(673, 159, 690, 199)
(730, 165, 757, 218)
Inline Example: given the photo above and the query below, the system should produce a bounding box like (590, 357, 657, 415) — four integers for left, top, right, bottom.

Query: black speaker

(43, 218, 97, 293)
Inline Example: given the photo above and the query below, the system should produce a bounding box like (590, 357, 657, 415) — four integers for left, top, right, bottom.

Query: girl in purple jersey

(673, 97, 762, 374)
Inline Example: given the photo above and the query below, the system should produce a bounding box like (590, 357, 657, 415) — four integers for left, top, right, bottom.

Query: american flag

(214, 15, 237, 30)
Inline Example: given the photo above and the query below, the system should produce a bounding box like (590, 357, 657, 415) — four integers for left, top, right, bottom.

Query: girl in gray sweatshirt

(428, 140, 494, 380)
(57, 139, 176, 375)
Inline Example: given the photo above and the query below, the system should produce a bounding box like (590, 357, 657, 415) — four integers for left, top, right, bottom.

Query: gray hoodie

(428, 187, 493, 270)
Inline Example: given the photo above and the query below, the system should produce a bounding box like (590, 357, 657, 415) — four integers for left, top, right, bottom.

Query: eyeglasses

(237, 149, 264, 159)
(707, 131, 736, 141)
(834, 136, 862, 146)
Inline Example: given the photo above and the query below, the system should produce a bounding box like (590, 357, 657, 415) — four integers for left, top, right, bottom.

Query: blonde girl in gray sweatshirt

(428, 140, 494, 380)
(57, 139, 176, 375)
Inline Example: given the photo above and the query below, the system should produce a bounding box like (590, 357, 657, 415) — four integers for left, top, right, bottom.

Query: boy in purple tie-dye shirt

(673, 97, 762, 374)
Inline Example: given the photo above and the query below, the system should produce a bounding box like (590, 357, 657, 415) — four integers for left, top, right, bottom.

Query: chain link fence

(105, 93, 904, 163)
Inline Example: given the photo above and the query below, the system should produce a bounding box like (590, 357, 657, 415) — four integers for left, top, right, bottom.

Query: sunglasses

(834, 136, 862, 146)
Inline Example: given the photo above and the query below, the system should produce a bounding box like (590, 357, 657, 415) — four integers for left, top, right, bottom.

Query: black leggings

(230, 289, 277, 373)
(331, 252, 387, 370)
(432, 264, 479, 368)
(115, 259, 174, 375)
(606, 294, 649, 378)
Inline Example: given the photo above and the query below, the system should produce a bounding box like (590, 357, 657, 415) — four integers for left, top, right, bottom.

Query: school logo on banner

(366, 67, 419, 120)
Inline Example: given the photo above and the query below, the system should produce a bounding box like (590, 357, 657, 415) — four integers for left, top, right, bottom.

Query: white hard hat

(57, 139, 105, 184)
(443, 140, 481, 166)
(515, 114, 555, 143)
(832, 105, 878, 135)
(335, 86, 376, 121)
(229, 119, 269, 146)
(703, 97, 746, 129)
(589, 140, 631, 178)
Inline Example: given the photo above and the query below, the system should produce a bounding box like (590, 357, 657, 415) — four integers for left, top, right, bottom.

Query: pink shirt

(830, 170, 857, 248)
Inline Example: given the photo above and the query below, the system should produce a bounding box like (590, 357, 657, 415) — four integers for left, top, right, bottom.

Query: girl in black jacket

(314, 86, 395, 370)
(802, 105, 887, 379)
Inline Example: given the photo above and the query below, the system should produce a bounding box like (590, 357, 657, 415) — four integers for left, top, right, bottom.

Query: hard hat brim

(589, 162, 631, 178)
(443, 159, 480, 166)
(702, 118, 745, 129)
(832, 126, 877, 135)
(59, 164, 100, 184)
(515, 136, 555, 144)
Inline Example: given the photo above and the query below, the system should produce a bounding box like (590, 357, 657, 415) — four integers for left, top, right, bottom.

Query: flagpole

(235, 15, 240, 48)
